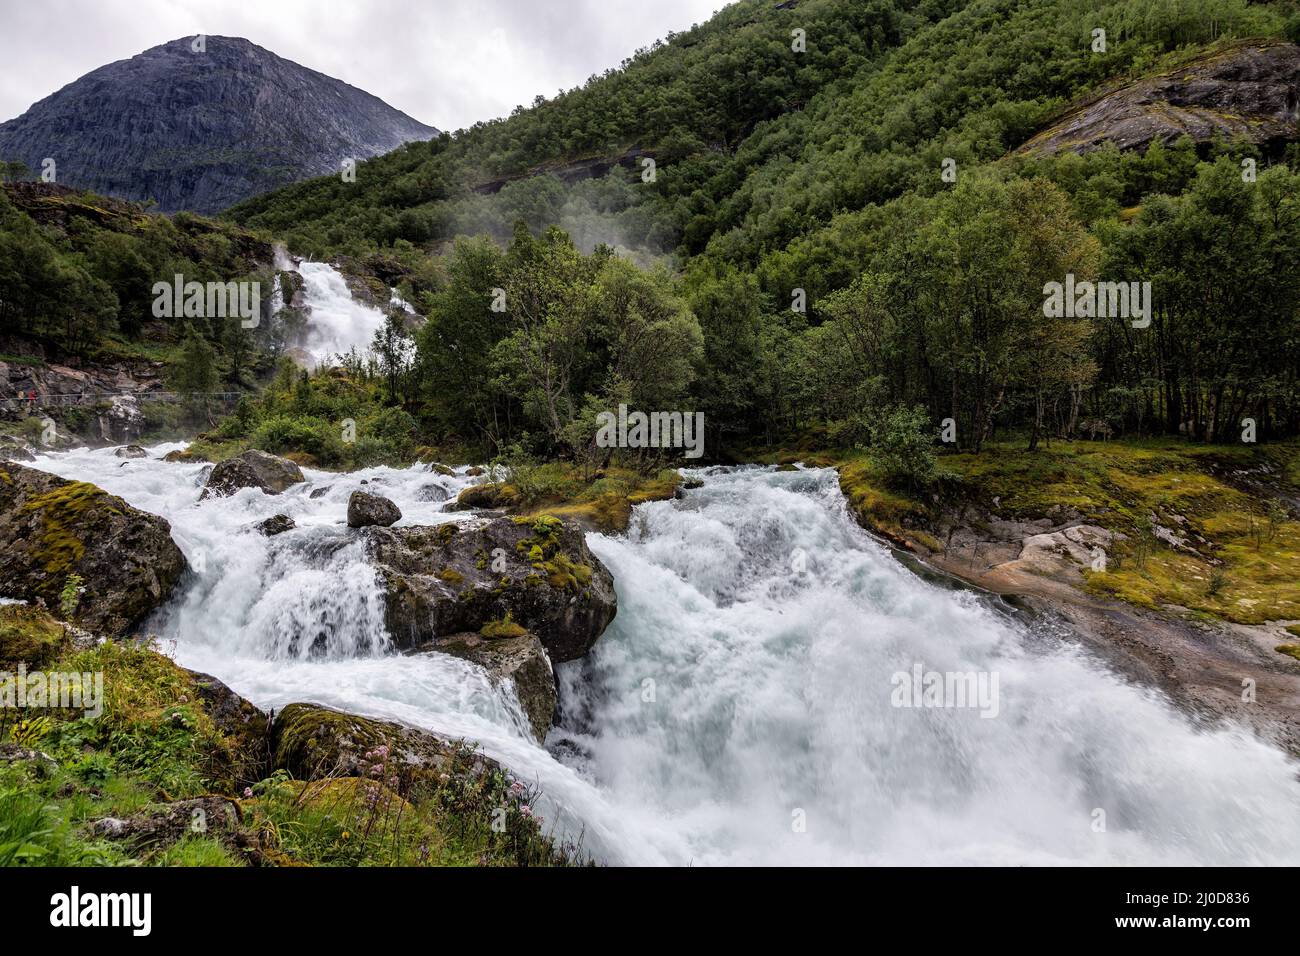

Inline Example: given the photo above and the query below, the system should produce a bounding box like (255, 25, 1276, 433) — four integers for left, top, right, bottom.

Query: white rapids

(24, 449, 1300, 866)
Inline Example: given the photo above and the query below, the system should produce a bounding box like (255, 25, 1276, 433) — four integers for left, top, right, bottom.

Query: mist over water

(27, 447, 1300, 866)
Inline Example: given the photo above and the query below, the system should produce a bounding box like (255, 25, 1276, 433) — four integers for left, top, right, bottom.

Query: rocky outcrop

(270, 702, 503, 799)
(203, 449, 304, 498)
(348, 491, 401, 528)
(364, 514, 617, 662)
(0, 36, 438, 214)
(1019, 41, 1300, 157)
(415, 632, 556, 741)
(0, 462, 187, 635)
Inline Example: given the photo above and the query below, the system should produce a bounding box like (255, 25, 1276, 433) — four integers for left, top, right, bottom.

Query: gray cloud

(0, 0, 726, 129)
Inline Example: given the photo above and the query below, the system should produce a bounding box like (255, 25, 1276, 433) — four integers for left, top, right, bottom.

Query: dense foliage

(10, 0, 1300, 475)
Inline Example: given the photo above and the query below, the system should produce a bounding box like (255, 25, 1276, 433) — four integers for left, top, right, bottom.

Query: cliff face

(0, 36, 438, 213)
(1018, 41, 1300, 156)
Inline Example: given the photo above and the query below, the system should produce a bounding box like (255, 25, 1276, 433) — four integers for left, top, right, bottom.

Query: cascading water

(295, 261, 389, 368)
(25, 450, 1300, 866)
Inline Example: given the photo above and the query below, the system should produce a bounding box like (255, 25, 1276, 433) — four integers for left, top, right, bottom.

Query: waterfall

(25, 450, 1300, 866)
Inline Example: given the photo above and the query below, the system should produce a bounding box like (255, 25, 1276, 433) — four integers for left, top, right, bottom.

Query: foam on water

(25, 448, 1300, 865)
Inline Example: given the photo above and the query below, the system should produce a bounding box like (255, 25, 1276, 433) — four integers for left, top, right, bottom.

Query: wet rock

(363, 514, 616, 662)
(415, 483, 449, 503)
(464, 466, 485, 477)
(347, 490, 401, 528)
(256, 514, 295, 536)
(99, 395, 145, 445)
(309, 485, 331, 499)
(187, 669, 271, 785)
(114, 444, 148, 459)
(417, 631, 556, 742)
(0, 462, 187, 636)
(203, 449, 304, 498)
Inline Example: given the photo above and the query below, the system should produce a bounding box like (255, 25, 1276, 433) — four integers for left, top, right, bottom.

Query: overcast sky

(0, 0, 727, 129)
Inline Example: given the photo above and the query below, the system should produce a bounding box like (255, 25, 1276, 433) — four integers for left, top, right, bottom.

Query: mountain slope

(0, 36, 438, 214)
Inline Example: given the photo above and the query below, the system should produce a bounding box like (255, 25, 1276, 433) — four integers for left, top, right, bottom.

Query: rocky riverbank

(827, 440, 1300, 756)
(0, 449, 622, 865)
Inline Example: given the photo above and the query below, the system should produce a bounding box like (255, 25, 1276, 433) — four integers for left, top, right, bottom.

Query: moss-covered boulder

(451, 481, 521, 511)
(270, 702, 497, 798)
(202, 449, 304, 498)
(0, 462, 187, 636)
(364, 514, 616, 662)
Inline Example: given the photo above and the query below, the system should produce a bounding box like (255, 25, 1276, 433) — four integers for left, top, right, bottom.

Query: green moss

(20, 481, 122, 575)
(1276, 644, 1300, 662)
(436, 568, 464, 585)
(480, 613, 528, 639)
(544, 553, 593, 591)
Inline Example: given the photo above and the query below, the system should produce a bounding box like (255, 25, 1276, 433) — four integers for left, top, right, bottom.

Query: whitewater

(26, 447, 1300, 866)
(21, 258, 1300, 866)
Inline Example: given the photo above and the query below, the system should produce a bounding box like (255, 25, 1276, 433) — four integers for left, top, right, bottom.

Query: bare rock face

(363, 515, 617, 663)
(1019, 41, 1300, 156)
(0, 36, 438, 214)
(0, 462, 187, 635)
(1003, 525, 1127, 581)
(347, 491, 401, 528)
(203, 449, 304, 498)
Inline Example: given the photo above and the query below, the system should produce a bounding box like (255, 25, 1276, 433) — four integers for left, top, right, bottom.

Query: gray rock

(203, 449, 304, 498)
(363, 514, 616, 663)
(114, 444, 148, 459)
(255, 514, 295, 536)
(347, 491, 401, 528)
(0, 462, 187, 636)
(416, 632, 556, 742)
(1020, 41, 1300, 157)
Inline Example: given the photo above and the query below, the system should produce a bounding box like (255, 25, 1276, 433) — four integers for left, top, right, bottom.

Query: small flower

(243, 787, 253, 798)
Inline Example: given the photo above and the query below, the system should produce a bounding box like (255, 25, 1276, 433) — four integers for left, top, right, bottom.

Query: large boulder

(348, 491, 401, 528)
(0, 462, 187, 636)
(203, 449, 304, 498)
(363, 514, 616, 663)
(270, 702, 501, 799)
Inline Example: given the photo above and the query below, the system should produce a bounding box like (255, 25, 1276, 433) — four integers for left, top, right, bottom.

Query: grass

(0, 605, 580, 867)
(821, 436, 1300, 626)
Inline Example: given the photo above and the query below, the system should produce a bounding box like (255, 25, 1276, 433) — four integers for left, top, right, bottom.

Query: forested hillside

(217, 0, 1300, 468)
